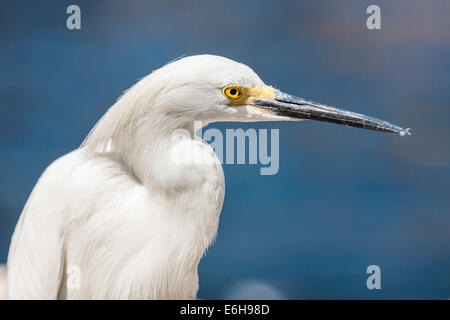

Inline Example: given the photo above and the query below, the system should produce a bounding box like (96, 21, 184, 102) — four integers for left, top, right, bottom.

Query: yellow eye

(223, 85, 243, 100)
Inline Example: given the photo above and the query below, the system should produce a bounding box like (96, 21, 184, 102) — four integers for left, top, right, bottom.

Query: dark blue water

(0, 0, 449, 299)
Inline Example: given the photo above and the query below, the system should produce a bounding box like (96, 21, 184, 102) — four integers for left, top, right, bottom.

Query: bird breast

(47, 140, 224, 299)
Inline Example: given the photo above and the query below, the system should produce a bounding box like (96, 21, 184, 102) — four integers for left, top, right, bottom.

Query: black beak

(253, 90, 410, 136)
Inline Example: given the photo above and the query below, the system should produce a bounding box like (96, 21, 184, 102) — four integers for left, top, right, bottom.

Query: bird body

(6, 55, 408, 299)
(8, 144, 223, 299)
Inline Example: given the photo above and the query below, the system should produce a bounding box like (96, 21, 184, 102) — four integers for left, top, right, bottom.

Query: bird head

(148, 54, 409, 135)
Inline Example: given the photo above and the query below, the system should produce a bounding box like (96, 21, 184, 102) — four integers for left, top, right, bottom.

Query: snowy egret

(6, 55, 409, 299)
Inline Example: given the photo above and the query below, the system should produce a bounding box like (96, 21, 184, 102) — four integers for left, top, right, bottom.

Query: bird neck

(83, 102, 209, 189)
(122, 120, 201, 189)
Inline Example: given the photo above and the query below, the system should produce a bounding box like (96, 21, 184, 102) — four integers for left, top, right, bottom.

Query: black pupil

(230, 88, 237, 95)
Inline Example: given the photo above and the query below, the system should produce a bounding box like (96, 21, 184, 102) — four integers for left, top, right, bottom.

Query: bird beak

(252, 89, 411, 136)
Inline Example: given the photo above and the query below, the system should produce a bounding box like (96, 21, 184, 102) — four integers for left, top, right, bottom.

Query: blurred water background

(0, 0, 449, 299)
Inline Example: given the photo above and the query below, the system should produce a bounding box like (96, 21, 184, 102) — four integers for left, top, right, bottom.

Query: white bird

(6, 55, 409, 299)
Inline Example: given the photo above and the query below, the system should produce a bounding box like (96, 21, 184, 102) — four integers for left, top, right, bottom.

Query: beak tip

(398, 128, 412, 136)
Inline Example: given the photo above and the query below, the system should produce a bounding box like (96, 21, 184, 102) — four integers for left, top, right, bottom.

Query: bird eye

(223, 85, 242, 100)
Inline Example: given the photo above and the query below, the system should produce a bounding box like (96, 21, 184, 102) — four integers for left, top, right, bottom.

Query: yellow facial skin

(222, 85, 275, 106)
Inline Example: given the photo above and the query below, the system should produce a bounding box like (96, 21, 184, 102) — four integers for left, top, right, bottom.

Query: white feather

(0, 265, 6, 299)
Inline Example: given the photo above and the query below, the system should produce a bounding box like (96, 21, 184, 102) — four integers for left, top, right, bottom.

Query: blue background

(0, 0, 449, 299)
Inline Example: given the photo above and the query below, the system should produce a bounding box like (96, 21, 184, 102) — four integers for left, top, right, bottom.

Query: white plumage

(0, 265, 6, 299)
(6, 55, 408, 299)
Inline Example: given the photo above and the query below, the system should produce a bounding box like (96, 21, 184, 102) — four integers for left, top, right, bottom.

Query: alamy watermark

(67, 4, 382, 31)
(366, 265, 381, 290)
(170, 121, 279, 175)
(366, 5, 381, 30)
(66, 264, 81, 291)
(66, 5, 81, 30)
